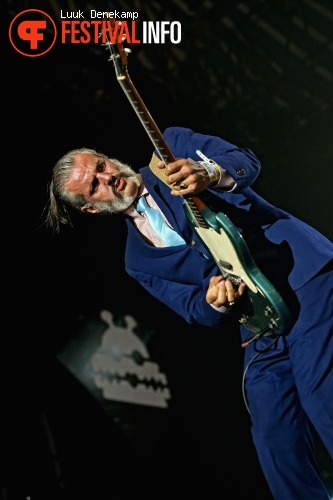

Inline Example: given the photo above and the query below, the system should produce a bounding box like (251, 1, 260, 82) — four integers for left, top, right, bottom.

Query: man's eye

(97, 161, 106, 172)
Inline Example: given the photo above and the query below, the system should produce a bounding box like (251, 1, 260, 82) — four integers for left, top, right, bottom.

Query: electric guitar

(101, 21, 292, 338)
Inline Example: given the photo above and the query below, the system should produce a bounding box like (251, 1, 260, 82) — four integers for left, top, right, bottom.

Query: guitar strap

(149, 153, 170, 187)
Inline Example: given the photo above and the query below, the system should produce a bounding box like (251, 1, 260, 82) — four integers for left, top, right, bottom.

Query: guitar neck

(117, 69, 175, 165)
(104, 24, 210, 230)
(116, 69, 210, 230)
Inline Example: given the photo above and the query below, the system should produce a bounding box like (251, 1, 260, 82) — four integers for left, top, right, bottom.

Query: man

(47, 126, 333, 499)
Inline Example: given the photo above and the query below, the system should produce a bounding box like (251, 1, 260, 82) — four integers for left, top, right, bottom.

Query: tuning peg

(124, 48, 132, 54)
(108, 54, 120, 62)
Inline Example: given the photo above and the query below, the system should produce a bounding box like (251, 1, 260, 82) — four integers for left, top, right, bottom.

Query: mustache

(110, 171, 136, 198)
(114, 171, 132, 181)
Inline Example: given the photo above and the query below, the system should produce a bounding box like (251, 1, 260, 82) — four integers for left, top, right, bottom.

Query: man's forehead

(73, 152, 98, 166)
(68, 154, 97, 184)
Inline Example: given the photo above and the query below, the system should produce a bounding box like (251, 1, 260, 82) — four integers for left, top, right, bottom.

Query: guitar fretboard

(117, 75, 173, 165)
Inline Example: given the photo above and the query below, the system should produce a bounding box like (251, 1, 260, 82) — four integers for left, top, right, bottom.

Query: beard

(92, 161, 140, 214)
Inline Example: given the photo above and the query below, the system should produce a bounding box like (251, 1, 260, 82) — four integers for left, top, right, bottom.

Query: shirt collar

(122, 187, 148, 217)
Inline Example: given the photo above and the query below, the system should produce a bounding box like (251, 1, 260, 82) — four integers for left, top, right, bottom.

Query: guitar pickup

(218, 260, 233, 271)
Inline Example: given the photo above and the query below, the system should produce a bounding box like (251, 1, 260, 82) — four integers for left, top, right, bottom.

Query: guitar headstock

(100, 17, 131, 80)
(99, 17, 176, 165)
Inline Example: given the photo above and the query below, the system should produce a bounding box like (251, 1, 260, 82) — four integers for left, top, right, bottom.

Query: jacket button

(236, 169, 246, 176)
(190, 239, 196, 246)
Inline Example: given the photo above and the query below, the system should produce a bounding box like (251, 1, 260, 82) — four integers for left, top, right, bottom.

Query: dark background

(2, 0, 333, 499)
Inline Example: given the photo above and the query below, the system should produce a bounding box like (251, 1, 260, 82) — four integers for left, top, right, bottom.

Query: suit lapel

(141, 167, 194, 240)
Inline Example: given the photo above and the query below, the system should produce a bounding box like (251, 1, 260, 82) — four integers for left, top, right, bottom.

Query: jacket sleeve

(126, 264, 235, 329)
(162, 126, 261, 192)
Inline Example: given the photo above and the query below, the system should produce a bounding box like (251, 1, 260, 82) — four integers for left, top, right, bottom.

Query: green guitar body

(183, 202, 293, 336)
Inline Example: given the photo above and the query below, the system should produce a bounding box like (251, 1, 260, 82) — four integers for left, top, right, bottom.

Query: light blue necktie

(136, 196, 185, 246)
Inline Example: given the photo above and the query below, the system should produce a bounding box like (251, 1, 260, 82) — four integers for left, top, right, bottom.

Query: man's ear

(81, 205, 101, 214)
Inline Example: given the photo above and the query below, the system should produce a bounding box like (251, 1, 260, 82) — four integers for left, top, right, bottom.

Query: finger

(210, 276, 224, 286)
(226, 281, 246, 305)
(164, 159, 188, 176)
(171, 181, 200, 196)
(206, 277, 225, 304)
(215, 279, 229, 305)
(225, 279, 235, 291)
(170, 187, 186, 197)
(175, 181, 194, 193)
(225, 280, 236, 300)
(171, 178, 198, 195)
(172, 179, 188, 190)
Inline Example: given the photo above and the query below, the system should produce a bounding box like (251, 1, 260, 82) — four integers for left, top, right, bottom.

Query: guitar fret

(184, 199, 209, 228)
(121, 86, 170, 162)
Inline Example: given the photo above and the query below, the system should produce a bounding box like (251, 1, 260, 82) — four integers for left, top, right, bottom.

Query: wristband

(195, 149, 220, 185)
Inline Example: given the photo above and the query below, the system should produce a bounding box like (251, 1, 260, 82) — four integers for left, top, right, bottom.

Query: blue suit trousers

(243, 264, 333, 499)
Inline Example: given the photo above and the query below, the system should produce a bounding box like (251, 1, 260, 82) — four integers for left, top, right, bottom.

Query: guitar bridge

(221, 271, 243, 286)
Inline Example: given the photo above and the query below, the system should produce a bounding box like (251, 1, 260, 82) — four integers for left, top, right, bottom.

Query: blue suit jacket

(125, 127, 333, 329)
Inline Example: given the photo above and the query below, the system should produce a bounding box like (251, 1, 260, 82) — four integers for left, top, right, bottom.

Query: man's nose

(97, 171, 113, 183)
